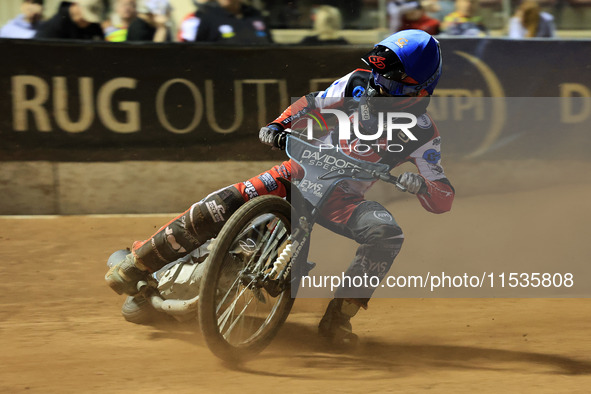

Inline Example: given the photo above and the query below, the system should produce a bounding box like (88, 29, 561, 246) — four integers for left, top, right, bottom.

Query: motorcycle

(107, 129, 405, 362)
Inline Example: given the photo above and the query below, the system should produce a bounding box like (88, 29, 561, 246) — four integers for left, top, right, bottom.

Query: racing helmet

(361, 30, 442, 98)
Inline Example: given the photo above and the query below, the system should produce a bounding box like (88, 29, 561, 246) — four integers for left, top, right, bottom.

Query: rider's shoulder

(341, 69, 371, 98)
(348, 68, 371, 82)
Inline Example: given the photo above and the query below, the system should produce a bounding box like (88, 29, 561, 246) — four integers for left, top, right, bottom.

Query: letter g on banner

(156, 78, 204, 134)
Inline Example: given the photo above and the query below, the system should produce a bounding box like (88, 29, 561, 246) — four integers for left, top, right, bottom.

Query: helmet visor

(372, 71, 419, 96)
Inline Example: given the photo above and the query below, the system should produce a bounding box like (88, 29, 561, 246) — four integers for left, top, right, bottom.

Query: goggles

(372, 72, 420, 96)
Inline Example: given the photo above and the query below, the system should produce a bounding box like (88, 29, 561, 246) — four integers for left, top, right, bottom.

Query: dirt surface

(1, 165, 591, 393)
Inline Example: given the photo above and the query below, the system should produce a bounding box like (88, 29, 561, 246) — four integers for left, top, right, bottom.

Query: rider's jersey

(270, 69, 454, 214)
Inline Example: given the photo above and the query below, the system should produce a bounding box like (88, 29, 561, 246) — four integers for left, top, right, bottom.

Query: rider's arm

(408, 130, 455, 214)
(268, 69, 369, 129)
(260, 70, 368, 149)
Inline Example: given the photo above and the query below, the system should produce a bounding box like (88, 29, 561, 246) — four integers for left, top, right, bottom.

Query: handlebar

(373, 171, 407, 192)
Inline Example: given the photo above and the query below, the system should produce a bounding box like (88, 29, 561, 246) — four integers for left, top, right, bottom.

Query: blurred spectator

(429, 0, 454, 21)
(0, 0, 44, 39)
(183, 0, 273, 44)
(387, 0, 423, 32)
(320, 0, 362, 28)
(34, 0, 104, 40)
(178, 0, 212, 42)
(508, 0, 555, 38)
(127, 0, 172, 42)
(261, 0, 301, 29)
(389, 0, 441, 35)
(422, 0, 443, 15)
(300, 5, 349, 45)
(103, 0, 137, 42)
(441, 0, 487, 36)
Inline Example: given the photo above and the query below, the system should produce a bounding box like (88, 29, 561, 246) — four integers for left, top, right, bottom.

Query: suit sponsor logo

(373, 211, 393, 222)
(243, 181, 258, 199)
(368, 56, 386, 69)
(205, 200, 226, 222)
(258, 172, 278, 192)
(428, 163, 444, 174)
(395, 38, 408, 48)
(352, 86, 365, 101)
(417, 114, 432, 129)
(423, 148, 441, 164)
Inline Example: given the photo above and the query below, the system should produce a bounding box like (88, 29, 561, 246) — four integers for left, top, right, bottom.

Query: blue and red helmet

(362, 30, 442, 97)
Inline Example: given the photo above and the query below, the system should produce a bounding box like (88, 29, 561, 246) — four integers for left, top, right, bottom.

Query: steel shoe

(105, 253, 149, 296)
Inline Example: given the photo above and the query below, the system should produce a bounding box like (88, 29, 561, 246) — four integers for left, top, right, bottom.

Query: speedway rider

(106, 29, 455, 345)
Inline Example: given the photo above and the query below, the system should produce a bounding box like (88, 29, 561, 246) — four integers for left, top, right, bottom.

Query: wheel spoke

(254, 222, 287, 273)
(223, 293, 256, 341)
(200, 197, 294, 358)
(217, 277, 255, 332)
(215, 271, 243, 315)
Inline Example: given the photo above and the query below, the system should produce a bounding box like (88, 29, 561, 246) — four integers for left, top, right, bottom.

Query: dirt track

(1, 162, 591, 393)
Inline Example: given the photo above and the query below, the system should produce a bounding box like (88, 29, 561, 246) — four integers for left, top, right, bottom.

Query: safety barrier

(1, 38, 590, 214)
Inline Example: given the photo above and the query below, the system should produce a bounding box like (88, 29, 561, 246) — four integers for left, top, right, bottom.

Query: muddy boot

(318, 299, 361, 348)
(105, 253, 150, 296)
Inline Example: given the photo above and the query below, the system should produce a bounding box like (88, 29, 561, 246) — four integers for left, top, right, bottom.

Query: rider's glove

(398, 172, 427, 194)
(259, 123, 287, 150)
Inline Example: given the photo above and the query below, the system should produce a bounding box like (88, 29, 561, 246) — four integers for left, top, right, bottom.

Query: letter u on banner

(53, 77, 94, 133)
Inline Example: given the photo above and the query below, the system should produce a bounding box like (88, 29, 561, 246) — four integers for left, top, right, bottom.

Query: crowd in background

(388, 0, 556, 37)
(0, 0, 564, 42)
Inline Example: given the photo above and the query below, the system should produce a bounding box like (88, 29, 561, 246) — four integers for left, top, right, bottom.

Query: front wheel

(198, 195, 294, 362)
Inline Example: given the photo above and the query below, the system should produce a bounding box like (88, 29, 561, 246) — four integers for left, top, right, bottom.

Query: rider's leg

(105, 161, 293, 295)
(317, 200, 404, 342)
(105, 186, 246, 295)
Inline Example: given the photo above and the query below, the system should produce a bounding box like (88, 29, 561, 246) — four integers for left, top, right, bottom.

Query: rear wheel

(198, 195, 294, 362)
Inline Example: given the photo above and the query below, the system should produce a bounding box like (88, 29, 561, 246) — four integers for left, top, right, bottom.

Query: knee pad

(348, 201, 403, 245)
(189, 186, 246, 244)
(363, 223, 404, 246)
(356, 223, 404, 275)
(334, 202, 405, 301)
(133, 187, 245, 272)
